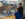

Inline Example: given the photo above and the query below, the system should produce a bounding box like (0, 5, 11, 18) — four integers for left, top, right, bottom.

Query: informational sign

(7, 1, 16, 4)
(0, 1, 3, 7)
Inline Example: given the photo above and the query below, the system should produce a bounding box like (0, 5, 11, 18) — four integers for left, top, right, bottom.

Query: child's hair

(19, 3, 22, 5)
(15, 8, 19, 11)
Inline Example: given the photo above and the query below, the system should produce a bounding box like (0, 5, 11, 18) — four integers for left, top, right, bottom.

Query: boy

(18, 3, 23, 17)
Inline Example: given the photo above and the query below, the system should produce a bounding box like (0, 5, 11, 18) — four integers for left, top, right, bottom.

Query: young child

(13, 8, 21, 19)
(18, 3, 23, 17)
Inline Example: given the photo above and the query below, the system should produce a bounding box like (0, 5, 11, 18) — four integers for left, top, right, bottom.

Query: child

(13, 8, 21, 19)
(18, 3, 23, 17)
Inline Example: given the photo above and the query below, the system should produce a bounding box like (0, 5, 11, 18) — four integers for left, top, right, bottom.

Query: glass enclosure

(0, 0, 24, 16)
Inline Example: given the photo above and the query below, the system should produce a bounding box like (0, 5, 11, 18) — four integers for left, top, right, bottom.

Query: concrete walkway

(0, 15, 15, 19)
